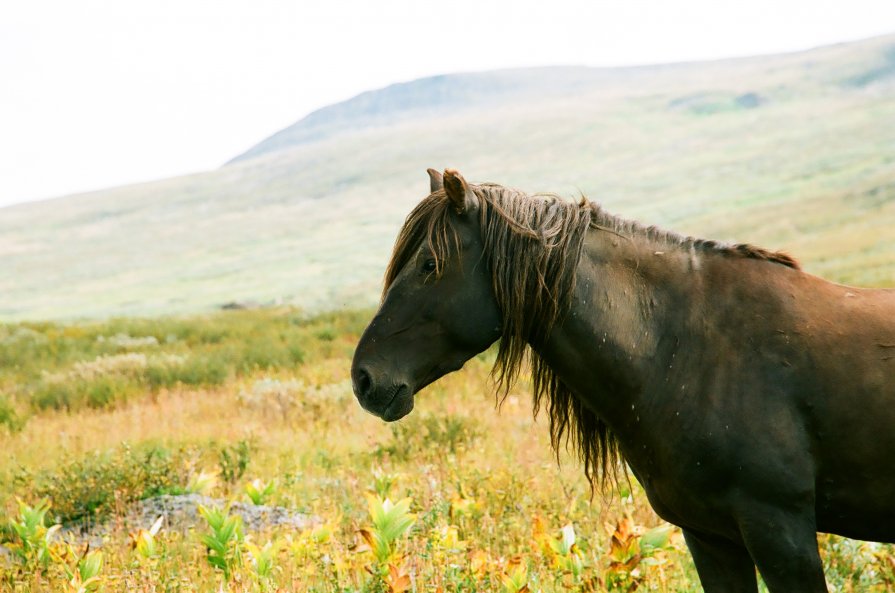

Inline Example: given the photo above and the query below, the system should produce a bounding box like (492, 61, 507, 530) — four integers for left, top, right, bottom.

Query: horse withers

(351, 168, 895, 592)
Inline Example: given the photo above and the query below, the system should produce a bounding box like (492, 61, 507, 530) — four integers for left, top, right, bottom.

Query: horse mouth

(381, 384, 413, 421)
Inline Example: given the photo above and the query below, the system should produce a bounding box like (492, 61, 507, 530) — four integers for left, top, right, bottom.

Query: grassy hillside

(1, 34, 894, 321)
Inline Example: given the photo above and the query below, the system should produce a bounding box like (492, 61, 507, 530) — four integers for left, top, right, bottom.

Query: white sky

(1, 0, 894, 207)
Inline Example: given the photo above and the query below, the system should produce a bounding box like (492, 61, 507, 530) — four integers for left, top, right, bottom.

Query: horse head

(350, 168, 502, 420)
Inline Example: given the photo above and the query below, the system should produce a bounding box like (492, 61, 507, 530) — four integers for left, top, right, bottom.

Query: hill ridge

(1, 33, 894, 321)
(227, 33, 895, 164)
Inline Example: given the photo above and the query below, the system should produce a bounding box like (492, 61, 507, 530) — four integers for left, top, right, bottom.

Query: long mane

(384, 182, 798, 489)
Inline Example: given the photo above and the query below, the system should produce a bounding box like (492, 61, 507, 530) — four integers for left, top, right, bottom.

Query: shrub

(376, 412, 480, 461)
(314, 327, 337, 341)
(167, 353, 229, 386)
(22, 444, 193, 524)
(237, 378, 302, 420)
(31, 375, 143, 411)
(218, 439, 253, 484)
(0, 394, 24, 432)
(232, 337, 304, 373)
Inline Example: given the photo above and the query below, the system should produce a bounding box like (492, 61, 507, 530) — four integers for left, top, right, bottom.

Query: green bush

(0, 395, 24, 432)
(376, 412, 480, 461)
(218, 439, 253, 484)
(19, 444, 194, 524)
(314, 327, 337, 341)
(30, 382, 72, 410)
(176, 354, 230, 387)
(31, 376, 143, 411)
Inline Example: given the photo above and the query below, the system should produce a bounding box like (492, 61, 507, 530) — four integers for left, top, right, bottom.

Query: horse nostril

(355, 368, 373, 399)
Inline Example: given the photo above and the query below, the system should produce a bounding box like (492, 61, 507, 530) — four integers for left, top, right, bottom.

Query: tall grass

(0, 308, 369, 429)
(0, 308, 892, 591)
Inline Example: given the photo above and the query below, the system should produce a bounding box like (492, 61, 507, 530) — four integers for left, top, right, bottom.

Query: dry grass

(1, 310, 894, 591)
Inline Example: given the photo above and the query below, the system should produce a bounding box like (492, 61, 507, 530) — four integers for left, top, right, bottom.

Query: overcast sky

(1, 0, 893, 207)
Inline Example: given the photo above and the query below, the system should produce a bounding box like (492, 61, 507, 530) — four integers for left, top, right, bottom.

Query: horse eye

(423, 258, 437, 273)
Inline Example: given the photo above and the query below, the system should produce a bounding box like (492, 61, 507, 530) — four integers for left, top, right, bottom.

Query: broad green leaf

(641, 523, 674, 552)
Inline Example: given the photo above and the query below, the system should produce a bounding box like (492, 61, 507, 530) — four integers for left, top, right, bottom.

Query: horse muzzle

(351, 366, 414, 421)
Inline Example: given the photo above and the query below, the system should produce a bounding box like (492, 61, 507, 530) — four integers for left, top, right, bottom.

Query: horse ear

(443, 168, 471, 214)
(427, 168, 444, 193)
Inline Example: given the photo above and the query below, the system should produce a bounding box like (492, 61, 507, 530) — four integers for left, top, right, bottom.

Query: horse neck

(534, 227, 695, 424)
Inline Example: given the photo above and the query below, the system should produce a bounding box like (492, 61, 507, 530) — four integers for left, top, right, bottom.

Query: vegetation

(0, 308, 893, 591)
(0, 308, 364, 429)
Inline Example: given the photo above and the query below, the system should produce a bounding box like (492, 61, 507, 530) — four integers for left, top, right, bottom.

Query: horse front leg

(683, 529, 758, 593)
(736, 504, 828, 593)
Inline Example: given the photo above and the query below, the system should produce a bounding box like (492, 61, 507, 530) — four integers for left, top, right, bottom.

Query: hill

(1, 34, 894, 321)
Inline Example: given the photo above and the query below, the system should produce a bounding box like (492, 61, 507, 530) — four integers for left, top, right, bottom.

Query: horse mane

(588, 205, 800, 270)
(384, 182, 799, 490)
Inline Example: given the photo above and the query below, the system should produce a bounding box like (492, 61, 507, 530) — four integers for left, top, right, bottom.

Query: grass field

(1, 309, 893, 592)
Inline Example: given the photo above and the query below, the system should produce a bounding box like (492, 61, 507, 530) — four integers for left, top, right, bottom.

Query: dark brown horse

(351, 168, 895, 592)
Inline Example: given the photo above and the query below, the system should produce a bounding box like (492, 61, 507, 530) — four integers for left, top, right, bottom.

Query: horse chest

(632, 462, 742, 537)
(618, 418, 751, 534)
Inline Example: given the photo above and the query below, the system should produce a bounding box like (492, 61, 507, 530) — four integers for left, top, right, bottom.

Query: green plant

(0, 395, 24, 432)
(501, 556, 530, 593)
(821, 533, 895, 591)
(7, 498, 60, 571)
(218, 439, 253, 484)
(359, 496, 416, 565)
(875, 547, 895, 588)
(603, 518, 676, 593)
(360, 496, 416, 593)
(32, 375, 144, 411)
(166, 353, 229, 386)
(198, 504, 244, 581)
(244, 478, 277, 505)
(639, 523, 674, 554)
(130, 515, 165, 561)
(314, 327, 336, 341)
(376, 412, 479, 461)
(60, 548, 104, 593)
(359, 495, 416, 593)
(245, 539, 280, 590)
(185, 471, 218, 495)
(548, 523, 585, 580)
(370, 468, 400, 499)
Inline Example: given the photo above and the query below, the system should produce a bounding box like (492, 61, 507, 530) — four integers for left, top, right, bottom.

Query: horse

(350, 168, 895, 592)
